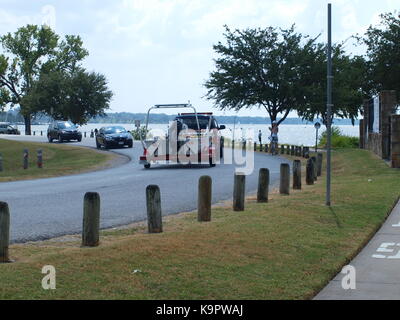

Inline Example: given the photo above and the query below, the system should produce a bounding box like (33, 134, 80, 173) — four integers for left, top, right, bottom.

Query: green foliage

(22, 70, 112, 125)
(0, 24, 91, 133)
(319, 126, 359, 148)
(205, 25, 366, 126)
(359, 12, 400, 101)
(204, 25, 311, 125)
(297, 43, 366, 125)
(130, 126, 149, 140)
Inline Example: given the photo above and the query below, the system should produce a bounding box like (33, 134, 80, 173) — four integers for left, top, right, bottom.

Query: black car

(47, 121, 82, 143)
(96, 126, 133, 149)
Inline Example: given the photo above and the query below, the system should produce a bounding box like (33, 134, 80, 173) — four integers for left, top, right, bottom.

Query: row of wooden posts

(227, 140, 312, 158)
(0, 153, 323, 263)
(32, 131, 95, 138)
(0, 149, 43, 172)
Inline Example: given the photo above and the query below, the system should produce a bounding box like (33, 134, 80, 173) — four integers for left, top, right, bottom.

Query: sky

(0, 0, 398, 117)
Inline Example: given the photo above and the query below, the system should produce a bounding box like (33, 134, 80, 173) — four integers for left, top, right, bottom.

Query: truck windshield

(177, 117, 216, 130)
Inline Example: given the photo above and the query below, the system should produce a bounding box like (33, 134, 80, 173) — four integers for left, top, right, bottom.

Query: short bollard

(280, 163, 290, 195)
(259, 143, 263, 152)
(232, 140, 235, 150)
(290, 146, 295, 156)
(146, 185, 163, 233)
(311, 156, 317, 181)
(317, 153, 323, 176)
(280, 145, 285, 154)
(198, 176, 212, 222)
(293, 160, 302, 190)
(304, 147, 310, 159)
(257, 168, 269, 203)
(0, 202, 10, 263)
(23, 149, 28, 170)
(40, 131, 43, 136)
(82, 192, 100, 247)
(84, 132, 87, 138)
(265, 144, 269, 153)
(242, 141, 246, 151)
(0, 153, 3, 172)
(33, 131, 35, 136)
(37, 149, 43, 169)
(233, 173, 246, 211)
(286, 146, 290, 155)
(306, 159, 314, 185)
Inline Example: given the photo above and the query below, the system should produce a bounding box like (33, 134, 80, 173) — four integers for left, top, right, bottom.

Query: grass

(0, 139, 115, 182)
(0, 148, 399, 299)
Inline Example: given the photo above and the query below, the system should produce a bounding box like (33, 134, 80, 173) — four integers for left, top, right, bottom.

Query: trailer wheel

(144, 163, 151, 169)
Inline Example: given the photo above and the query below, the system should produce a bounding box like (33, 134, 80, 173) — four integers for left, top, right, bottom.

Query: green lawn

(0, 139, 114, 182)
(0, 148, 399, 299)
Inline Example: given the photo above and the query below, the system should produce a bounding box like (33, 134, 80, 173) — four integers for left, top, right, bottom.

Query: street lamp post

(314, 122, 321, 152)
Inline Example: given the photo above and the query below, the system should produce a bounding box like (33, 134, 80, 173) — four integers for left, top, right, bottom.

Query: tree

(22, 69, 113, 125)
(0, 25, 88, 134)
(205, 25, 324, 125)
(360, 12, 400, 101)
(297, 43, 366, 125)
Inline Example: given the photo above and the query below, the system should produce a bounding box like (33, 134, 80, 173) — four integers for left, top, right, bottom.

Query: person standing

(258, 130, 262, 145)
(268, 121, 279, 155)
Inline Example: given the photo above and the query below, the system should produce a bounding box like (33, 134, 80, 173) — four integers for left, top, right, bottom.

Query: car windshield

(58, 122, 75, 129)
(104, 126, 126, 134)
(176, 117, 216, 130)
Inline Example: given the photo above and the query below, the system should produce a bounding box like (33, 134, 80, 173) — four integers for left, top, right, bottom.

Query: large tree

(204, 25, 311, 125)
(0, 25, 88, 134)
(297, 43, 366, 125)
(359, 12, 400, 101)
(22, 69, 113, 125)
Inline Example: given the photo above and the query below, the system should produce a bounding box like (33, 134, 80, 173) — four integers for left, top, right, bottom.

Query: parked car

(47, 121, 82, 143)
(0, 123, 20, 135)
(96, 126, 133, 149)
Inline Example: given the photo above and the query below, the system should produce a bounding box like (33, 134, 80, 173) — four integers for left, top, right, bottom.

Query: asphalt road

(0, 135, 289, 243)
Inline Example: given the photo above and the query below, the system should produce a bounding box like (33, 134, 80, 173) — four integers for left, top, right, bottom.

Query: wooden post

(293, 160, 302, 190)
(146, 185, 163, 233)
(198, 176, 212, 222)
(265, 144, 269, 153)
(233, 173, 246, 211)
(0, 202, 10, 263)
(23, 149, 28, 170)
(254, 142, 257, 152)
(37, 149, 43, 169)
(317, 153, 323, 176)
(259, 143, 263, 152)
(280, 163, 290, 195)
(232, 140, 235, 150)
(311, 156, 317, 181)
(286, 145, 290, 155)
(281, 145, 285, 154)
(82, 192, 100, 247)
(257, 168, 269, 203)
(305, 147, 310, 159)
(290, 145, 295, 156)
(40, 131, 43, 136)
(84, 132, 87, 138)
(33, 131, 35, 136)
(0, 153, 3, 172)
(306, 159, 314, 185)
(391, 115, 400, 168)
(359, 119, 364, 149)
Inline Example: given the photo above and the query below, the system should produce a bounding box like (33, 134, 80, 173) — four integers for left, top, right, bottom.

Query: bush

(319, 126, 359, 148)
(130, 126, 149, 140)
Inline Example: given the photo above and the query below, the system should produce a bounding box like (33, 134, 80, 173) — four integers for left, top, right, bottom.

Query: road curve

(0, 135, 289, 243)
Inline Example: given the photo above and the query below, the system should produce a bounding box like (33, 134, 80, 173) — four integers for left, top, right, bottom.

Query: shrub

(319, 126, 359, 148)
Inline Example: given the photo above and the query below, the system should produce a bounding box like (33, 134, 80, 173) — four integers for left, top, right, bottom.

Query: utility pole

(326, 3, 333, 206)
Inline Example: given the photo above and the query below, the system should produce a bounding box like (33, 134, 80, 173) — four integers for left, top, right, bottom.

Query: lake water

(22, 123, 359, 146)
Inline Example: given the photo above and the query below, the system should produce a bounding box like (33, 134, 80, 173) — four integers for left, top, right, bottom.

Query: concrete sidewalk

(315, 199, 400, 300)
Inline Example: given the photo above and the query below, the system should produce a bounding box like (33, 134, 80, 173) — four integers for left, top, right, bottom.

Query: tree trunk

(24, 114, 32, 136)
